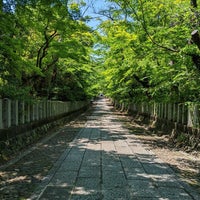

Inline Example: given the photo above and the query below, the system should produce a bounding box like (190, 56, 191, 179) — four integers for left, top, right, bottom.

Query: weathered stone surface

(2, 98, 199, 200)
(38, 186, 72, 200)
(34, 98, 200, 200)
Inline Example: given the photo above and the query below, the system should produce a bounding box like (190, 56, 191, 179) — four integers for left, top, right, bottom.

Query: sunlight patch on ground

(71, 187, 95, 195)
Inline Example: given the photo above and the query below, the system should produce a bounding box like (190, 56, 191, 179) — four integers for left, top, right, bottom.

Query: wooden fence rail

(0, 99, 88, 129)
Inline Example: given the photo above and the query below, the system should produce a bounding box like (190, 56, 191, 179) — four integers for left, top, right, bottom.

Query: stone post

(26, 103, 31, 123)
(153, 103, 156, 117)
(12, 100, 19, 126)
(19, 101, 25, 124)
(3, 98, 11, 128)
(34, 102, 39, 121)
(164, 103, 167, 119)
(0, 99, 3, 129)
(193, 104, 199, 128)
(187, 104, 199, 128)
(177, 104, 180, 123)
(187, 104, 193, 127)
(173, 104, 176, 122)
(168, 103, 172, 121)
(181, 104, 186, 124)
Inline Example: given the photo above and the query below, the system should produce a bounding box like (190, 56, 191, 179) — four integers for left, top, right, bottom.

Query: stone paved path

(29, 98, 200, 200)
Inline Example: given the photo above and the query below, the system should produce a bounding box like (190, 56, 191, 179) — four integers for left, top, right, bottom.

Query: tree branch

(138, 0, 179, 53)
(133, 75, 150, 88)
(36, 29, 58, 68)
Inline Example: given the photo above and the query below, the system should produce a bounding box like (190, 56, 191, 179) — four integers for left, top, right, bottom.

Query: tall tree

(0, 0, 98, 100)
(97, 0, 200, 103)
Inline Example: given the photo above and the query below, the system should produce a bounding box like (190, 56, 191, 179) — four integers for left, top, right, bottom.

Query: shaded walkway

(30, 98, 200, 200)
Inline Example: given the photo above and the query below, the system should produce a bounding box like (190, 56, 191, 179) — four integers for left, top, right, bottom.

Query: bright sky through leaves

(81, 0, 112, 29)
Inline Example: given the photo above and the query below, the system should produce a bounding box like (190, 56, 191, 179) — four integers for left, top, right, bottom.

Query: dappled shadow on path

(37, 98, 200, 200)
(126, 122, 200, 194)
(45, 127, 196, 199)
(1, 98, 200, 199)
(0, 116, 88, 200)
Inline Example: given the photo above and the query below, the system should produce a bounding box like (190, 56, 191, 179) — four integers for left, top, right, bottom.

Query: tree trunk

(191, 30, 200, 50)
(189, 1, 200, 70)
(191, 0, 197, 8)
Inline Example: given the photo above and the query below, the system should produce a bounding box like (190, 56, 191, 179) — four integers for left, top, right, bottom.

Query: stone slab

(31, 99, 200, 200)
(38, 186, 72, 200)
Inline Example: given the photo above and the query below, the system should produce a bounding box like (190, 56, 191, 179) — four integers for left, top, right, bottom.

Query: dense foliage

(2, 0, 200, 103)
(97, 0, 200, 103)
(0, 0, 98, 100)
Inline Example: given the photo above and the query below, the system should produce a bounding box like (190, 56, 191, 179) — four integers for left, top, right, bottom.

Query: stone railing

(0, 99, 89, 129)
(0, 99, 90, 163)
(115, 101, 200, 129)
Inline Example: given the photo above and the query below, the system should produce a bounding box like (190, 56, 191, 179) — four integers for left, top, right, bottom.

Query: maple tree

(0, 0, 97, 100)
(1, 0, 200, 104)
(97, 0, 200, 103)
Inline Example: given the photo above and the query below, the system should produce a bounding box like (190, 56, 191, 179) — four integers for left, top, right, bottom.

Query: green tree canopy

(0, 0, 99, 100)
(2, 0, 200, 103)
(96, 0, 200, 103)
